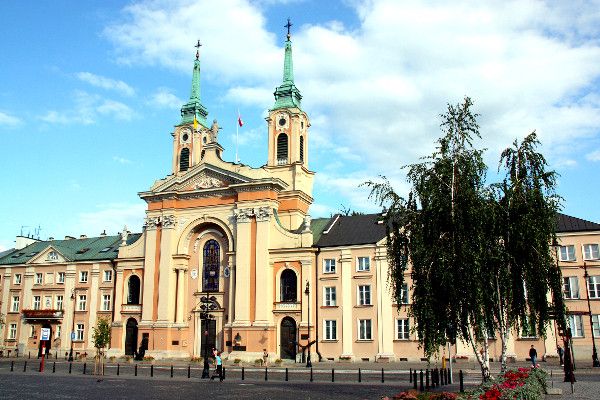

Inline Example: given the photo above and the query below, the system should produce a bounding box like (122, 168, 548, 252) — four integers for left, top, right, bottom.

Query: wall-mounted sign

(191, 269, 198, 280)
(223, 266, 230, 278)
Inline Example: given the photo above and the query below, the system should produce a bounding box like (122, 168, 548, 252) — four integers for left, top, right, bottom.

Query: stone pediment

(27, 246, 69, 264)
(154, 164, 252, 194)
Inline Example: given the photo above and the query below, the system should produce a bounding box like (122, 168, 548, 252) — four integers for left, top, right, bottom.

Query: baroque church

(2, 28, 600, 365)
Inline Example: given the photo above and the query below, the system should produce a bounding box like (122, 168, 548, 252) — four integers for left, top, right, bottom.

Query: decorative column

(232, 208, 253, 326)
(226, 256, 235, 326)
(254, 207, 273, 326)
(87, 264, 100, 348)
(1, 269, 10, 339)
(339, 249, 354, 359)
(142, 216, 159, 323)
(375, 246, 395, 360)
(18, 267, 35, 349)
(113, 268, 124, 323)
(173, 266, 187, 323)
(157, 215, 178, 323)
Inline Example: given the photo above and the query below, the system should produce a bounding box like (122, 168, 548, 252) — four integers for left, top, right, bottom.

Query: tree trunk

(468, 329, 491, 381)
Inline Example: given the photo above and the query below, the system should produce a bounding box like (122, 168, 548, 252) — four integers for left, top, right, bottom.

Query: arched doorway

(280, 269, 297, 302)
(125, 318, 138, 356)
(280, 317, 297, 360)
(127, 275, 140, 304)
(37, 324, 52, 357)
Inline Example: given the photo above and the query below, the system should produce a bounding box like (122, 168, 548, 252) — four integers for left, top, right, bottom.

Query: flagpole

(236, 109, 239, 163)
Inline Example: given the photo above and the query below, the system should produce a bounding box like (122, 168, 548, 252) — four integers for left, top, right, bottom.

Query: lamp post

(305, 281, 312, 368)
(583, 262, 600, 368)
(68, 288, 78, 362)
(199, 293, 218, 379)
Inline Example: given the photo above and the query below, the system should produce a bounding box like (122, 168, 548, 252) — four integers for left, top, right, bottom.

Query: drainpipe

(315, 246, 322, 362)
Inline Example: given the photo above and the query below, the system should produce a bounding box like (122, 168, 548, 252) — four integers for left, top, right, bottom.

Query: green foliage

(461, 367, 547, 400)
(91, 318, 111, 349)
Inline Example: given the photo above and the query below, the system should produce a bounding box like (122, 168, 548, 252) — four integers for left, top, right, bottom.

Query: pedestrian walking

(262, 349, 269, 367)
(210, 351, 223, 381)
(529, 345, 538, 368)
(557, 345, 564, 366)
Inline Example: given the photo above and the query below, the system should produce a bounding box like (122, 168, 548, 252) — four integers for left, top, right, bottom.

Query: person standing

(529, 345, 538, 368)
(263, 349, 269, 367)
(557, 345, 564, 366)
(210, 351, 223, 381)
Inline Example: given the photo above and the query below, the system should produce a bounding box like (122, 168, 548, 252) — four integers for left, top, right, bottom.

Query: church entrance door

(200, 319, 217, 356)
(125, 318, 138, 356)
(280, 317, 296, 360)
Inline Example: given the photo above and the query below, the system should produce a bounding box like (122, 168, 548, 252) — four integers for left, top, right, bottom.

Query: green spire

(180, 41, 208, 127)
(272, 20, 302, 111)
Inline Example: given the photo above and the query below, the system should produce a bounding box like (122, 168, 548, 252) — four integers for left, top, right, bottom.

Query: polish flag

(238, 114, 244, 127)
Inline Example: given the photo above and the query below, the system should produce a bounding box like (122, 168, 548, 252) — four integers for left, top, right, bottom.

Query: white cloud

(39, 91, 133, 125)
(76, 72, 135, 96)
(586, 150, 600, 162)
(74, 203, 146, 237)
(97, 99, 134, 120)
(113, 156, 133, 164)
(148, 87, 184, 109)
(0, 111, 21, 127)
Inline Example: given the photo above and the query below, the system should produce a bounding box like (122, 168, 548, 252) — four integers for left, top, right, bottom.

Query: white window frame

(324, 320, 337, 340)
(568, 315, 584, 338)
(358, 285, 371, 306)
(592, 314, 600, 338)
(77, 294, 87, 311)
(56, 325, 62, 339)
(396, 318, 410, 340)
(56, 295, 63, 310)
(103, 270, 113, 282)
(559, 245, 576, 262)
(588, 275, 600, 299)
(14, 274, 22, 285)
(30, 325, 36, 338)
(79, 271, 89, 283)
(583, 244, 600, 261)
(358, 319, 372, 340)
(563, 276, 580, 299)
(323, 258, 336, 274)
(76, 324, 84, 341)
(8, 324, 17, 339)
(400, 283, 410, 304)
(11, 296, 20, 312)
(324, 286, 337, 306)
(35, 273, 43, 285)
(357, 256, 370, 272)
(101, 294, 112, 311)
(33, 295, 41, 310)
(57, 272, 65, 284)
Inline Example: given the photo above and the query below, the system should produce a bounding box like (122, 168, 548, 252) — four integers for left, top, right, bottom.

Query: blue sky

(2, 0, 600, 250)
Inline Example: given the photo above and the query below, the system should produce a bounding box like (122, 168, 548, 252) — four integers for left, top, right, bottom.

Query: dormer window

(47, 251, 58, 261)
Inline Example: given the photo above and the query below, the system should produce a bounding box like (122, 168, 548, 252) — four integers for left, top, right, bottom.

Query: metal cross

(195, 40, 202, 60)
(285, 18, 292, 37)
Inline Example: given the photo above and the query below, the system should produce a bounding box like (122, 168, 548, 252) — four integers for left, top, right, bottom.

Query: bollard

(409, 368, 412, 383)
(188, 365, 191, 379)
(433, 368, 438, 387)
(52, 362, 56, 373)
(83, 362, 87, 375)
(223, 367, 226, 380)
(448, 368, 452, 384)
(265, 367, 268, 381)
(381, 368, 384, 383)
(332, 368, 335, 382)
(11, 361, 14, 372)
(117, 363, 120, 376)
(135, 364, 138, 376)
(459, 370, 464, 392)
(29, 352, 31, 359)
(285, 367, 288, 382)
(310, 367, 313, 382)
(24, 361, 28, 372)
(69, 362, 72, 374)
(426, 369, 429, 389)
(242, 367, 245, 380)
(171, 365, 174, 378)
(151, 365, 154, 377)
(419, 369, 424, 392)
(413, 370, 417, 390)
(55, 351, 58, 360)
(358, 368, 361, 383)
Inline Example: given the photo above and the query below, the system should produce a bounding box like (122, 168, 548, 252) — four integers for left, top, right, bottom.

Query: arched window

(277, 133, 288, 165)
(299, 136, 304, 162)
(280, 269, 297, 302)
(179, 148, 190, 172)
(127, 275, 141, 304)
(203, 240, 220, 292)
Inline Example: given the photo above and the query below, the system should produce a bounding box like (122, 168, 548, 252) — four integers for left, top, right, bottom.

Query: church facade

(2, 31, 600, 365)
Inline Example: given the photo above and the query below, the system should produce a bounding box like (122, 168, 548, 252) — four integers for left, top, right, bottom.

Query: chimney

(79, 234, 87, 239)
(48, 237, 54, 241)
(100, 230, 107, 237)
(15, 235, 40, 250)
(64, 235, 75, 240)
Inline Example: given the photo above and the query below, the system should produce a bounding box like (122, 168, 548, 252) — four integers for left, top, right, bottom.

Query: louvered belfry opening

(299, 135, 304, 162)
(277, 133, 288, 165)
(179, 148, 190, 171)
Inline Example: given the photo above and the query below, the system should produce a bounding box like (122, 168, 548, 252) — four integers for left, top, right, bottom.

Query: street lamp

(68, 288, 78, 362)
(305, 281, 312, 368)
(199, 294, 218, 379)
(582, 262, 600, 368)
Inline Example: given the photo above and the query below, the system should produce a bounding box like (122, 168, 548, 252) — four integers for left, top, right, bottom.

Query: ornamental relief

(233, 207, 273, 223)
(143, 215, 177, 229)
(187, 172, 227, 191)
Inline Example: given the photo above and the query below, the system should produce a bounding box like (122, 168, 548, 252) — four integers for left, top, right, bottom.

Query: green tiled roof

(0, 233, 142, 265)
(310, 217, 332, 244)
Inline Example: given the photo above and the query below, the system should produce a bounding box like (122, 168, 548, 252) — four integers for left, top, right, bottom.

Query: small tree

(92, 318, 111, 375)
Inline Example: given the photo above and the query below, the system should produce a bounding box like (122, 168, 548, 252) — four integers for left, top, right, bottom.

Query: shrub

(462, 367, 548, 400)
(275, 359, 283, 364)
(233, 358, 241, 364)
(431, 393, 457, 400)
(143, 356, 154, 361)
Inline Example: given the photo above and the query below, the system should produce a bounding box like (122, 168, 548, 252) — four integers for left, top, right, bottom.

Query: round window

(182, 133, 189, 142)
(278, 117, 286, 126)
(203, 136, 207, 143)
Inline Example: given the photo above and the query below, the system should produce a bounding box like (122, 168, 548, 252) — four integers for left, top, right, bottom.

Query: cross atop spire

(285, 18, 292, 39)
(195, 39, 202, 60)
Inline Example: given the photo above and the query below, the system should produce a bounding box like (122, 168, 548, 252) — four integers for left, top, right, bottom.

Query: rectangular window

(56, 325, 61, 339)
(103, 270, 113, 282)
(77, 294, 87, 311)
(9, 324, 17, 340)
(587, 275, 600, 299)
(358, 319, 372, 340)
(324, 287, 337, 306)
(396, 319, 410, 340)
(559, 245, 576, 261)
(35, 273, 43, 285)
(568, 315, 584, 338)
(583, 244, 600, 260)
(102, 294, 112, 311)
(324, 320, 337, 340)
(11, 296, 20, 312)
(76, 324, 84, 341)
(521, 317, 537, 338)
(357, 257, 370, 271)
(400, 283, 409, 304)
(56, 295, 63, 310)
(30, 326, 36, 338)
(592, 315, 600, 338)
(79, 271, 88, 283)
(563, 276, 580, 299)
(14, 274, 22, 285)
(323, 259, 336, 274)
(57, 272, 65, 284)
(33, 296, 41, 310)
(358, 285, 371, 305)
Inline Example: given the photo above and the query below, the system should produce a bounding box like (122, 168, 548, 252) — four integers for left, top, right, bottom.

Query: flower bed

(465, 367, 547, 400)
